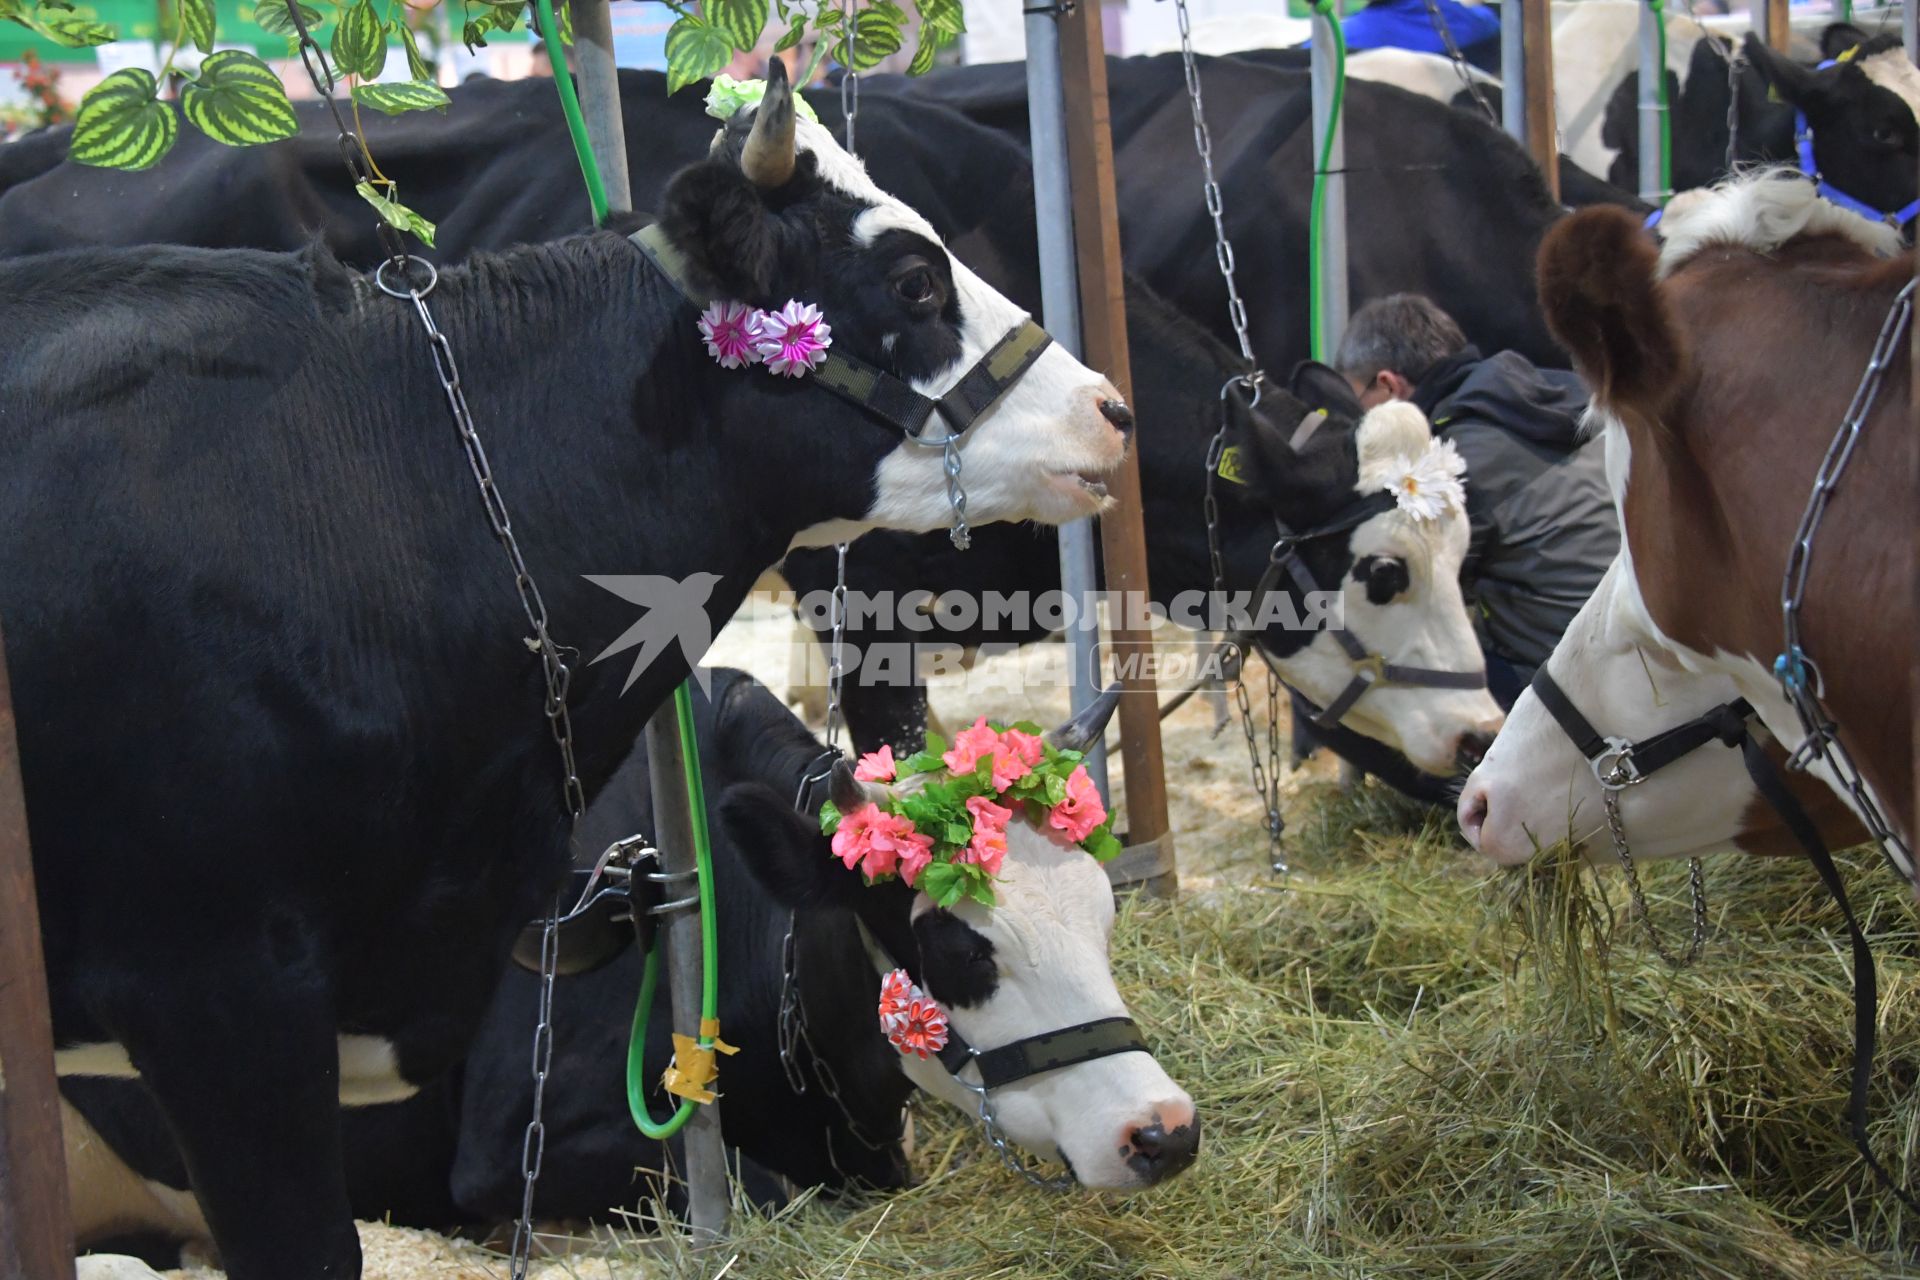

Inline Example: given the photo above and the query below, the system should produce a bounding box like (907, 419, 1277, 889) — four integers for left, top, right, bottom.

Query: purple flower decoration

(697, 300, 766, 370)
(755, 300, 833, 378)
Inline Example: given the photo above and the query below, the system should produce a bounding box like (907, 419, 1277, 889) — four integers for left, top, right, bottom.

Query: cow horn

(741, 57, 797, 189)
(829, 756, 871, 815)
(1046, 685, 1123, 754)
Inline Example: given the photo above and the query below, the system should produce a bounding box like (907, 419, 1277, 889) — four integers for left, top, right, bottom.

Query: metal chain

(961, 1078, 1076, 1190)
(1203, 421, 1286, 872)
(280, 10, 585, 1273)
(825, 541, 850, 751)
(1173, 0, 1259, 371)
(774, 916, 903, 1152)
(1419, 0, 1499, 124)
(1777, 280, 1917, 883)
(942, 436, 972, 550)
(1604, 790, 1708, 967)
(1670, 0, 1743, 175)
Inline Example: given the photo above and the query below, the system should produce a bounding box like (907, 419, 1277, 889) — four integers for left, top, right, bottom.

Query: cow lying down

(61, 669, 1197, 1265)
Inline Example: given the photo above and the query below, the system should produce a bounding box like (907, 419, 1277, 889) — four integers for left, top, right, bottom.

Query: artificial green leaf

(488, 2, 516, 31)
(834, 8, 900, 70)
(1043, 773, 1068, 805)
(817, 797, 842, 834)
(461, 15, 490, 47)
(253, 0, 319, 36)
(355, 180, 437, 247)
(870, 0, 905, 23)
(664, 14, 730, 95)
(895, 750, 943, 777)
(398, 22, 432, 80)
(918, 0, 963, 37)
(38, 10, 116, 45)
(771, 16, 803, 52)
(181, 50, 298, 146)
(703, 0, 766, 52)
(1011, 720, 1043, 736)
(812, 4, 840, 27)
(919, 860, 962, 907)
(906, 21, 950, 76)
(176, 0, 216, 54)
(330, 0, 384, 78)
(1083, 824, 1123, 862)
(924, 732, 949, 757)
(942, 821, 970, 846)
(70, 68, 177, 170)
(352, 78, 448, 113)
(965, 876, 996, 907)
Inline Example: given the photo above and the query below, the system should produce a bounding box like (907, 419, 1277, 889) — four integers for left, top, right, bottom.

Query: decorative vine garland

(819, 718, 1122, 908)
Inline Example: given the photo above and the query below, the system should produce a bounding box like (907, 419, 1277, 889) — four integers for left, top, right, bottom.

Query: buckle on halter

(1592, 738, 1645, 790)
(1354, 654, 1387, 684)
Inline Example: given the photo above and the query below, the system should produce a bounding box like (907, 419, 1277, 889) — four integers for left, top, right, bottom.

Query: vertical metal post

(1907, 0, 1917, 64)
(1638, 1, 1668, 205)
(0, 622, 76, 1280)
(570, 0, 632, 214)
(1309, 8, 1349, 359)
(1026, 4, 1107, 799)
(1058, 0, 1177, 894)
(643, 713, 729, 1239)
(1501, 0, 1526, 145)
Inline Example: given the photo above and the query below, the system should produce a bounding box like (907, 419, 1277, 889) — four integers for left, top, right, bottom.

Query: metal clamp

(1592, 739, 1646, 791)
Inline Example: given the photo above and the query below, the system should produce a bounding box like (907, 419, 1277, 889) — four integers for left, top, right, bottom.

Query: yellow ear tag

(1216, 444, 1250, 486)
(1838, 44, 1860, 63)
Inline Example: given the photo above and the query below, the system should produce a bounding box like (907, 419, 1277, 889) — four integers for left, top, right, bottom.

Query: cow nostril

(1459, 787, 1490, 846)
(1455, 731, 1495, 770)
(1099, 399, 1135, 433)
(1126, 1116, 1201, 1183)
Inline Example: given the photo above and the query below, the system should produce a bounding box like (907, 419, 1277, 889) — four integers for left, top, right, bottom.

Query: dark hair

(1335, 293, 1467, 385)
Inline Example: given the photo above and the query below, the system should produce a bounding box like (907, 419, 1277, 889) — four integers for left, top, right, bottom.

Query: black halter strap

(630, 223, 1053, 443)
(935, 1014, 1149, 1090)
(1528, 665, 1920, 1215)
(1253, 490, 1488, 729)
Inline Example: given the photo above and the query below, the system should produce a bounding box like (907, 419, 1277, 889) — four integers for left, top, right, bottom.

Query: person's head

(529, 41, 552, 77)
(1336, 294, 1468, 410)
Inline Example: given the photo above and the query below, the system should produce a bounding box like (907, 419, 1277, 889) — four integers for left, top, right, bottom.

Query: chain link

(1776, 280, 1916, 883)
(1173, 0, 1259, 371)
(942, 436, 972, 550)
(775, 916, 905, 1153)
(1419, 0, 1498, 124)
(959, 1078, 1076, 1190)
(280, 8, 586, 1271)
(1604, 788, 1708, 967)
(824, 541, 850, 751)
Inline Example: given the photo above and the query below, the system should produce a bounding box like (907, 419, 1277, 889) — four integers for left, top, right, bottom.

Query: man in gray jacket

(1296, 294, 1619, 797)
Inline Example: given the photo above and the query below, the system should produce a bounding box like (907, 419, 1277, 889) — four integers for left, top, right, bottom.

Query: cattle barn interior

(2, 0, 1919, 1278)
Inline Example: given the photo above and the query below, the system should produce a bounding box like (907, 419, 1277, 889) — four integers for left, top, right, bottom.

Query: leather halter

(1529, 667, 1753, 790)
(1252, 490, 1489, 729)
(628, 224, 1054, 444)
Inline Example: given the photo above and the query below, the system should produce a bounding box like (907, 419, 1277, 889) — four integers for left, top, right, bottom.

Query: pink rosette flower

(755, 300, 832, 377)
(696, 300, 765, 370)
(889, 996, 950, 1058)
(1000, 726, 1045, 768)
(943, 717, 1004, 776)
(960, 795, 1012, 877)
(1047, 765, 1108, 843)
(877, 968, 917, 1032)
(854, 744, 897, 782)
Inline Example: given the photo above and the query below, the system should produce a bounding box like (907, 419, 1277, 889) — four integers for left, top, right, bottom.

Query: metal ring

(375, 255, 437, 300)
(1218, 371, 1263, 410)
(1592, 740, 1645, 791)
(647, 893, 701, 917)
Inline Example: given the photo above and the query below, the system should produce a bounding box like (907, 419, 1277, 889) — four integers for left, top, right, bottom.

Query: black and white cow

(5, 65, 1131, 1280)
(1597, 24, 1920, 221)
(58, 670, 1197, 1264)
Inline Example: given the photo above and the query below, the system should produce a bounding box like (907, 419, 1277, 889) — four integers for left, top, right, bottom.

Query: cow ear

(1820, 22, 1871, 62)
(1353, 401, 1435, 487)
(716, 780, 851, 910)
(1287, 360, 1367, 420)
(1536, 204, 1685, 429)
(660, 161, 781, 303)
(1744, 33, 1827, 112)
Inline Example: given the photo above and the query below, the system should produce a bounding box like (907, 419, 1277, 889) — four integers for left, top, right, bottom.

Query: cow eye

(891, 260, 940, 308)
(1354, 554, 1412, 605)
(1873, 121, 1906, 148)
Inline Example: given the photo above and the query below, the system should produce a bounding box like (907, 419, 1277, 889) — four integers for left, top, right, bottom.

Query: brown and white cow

(1471, 172, 1911, 885)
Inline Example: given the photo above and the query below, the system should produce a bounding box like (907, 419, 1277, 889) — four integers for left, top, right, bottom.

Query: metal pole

(1026, 5, 1108, 799)
(1501, 0, 1525, 145)
(1309, 8, 1349, 359)
(1638, 1, 1667, 205)
(1907, 0, 1917, 64)
(643, 713, 729, 1238)
(0, 622, 76, 1280)
(570, 0, 632, 214)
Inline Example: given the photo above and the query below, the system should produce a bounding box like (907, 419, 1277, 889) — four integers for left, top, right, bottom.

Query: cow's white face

(1457, 557, 1762, 866)
(841, 771, 1197, 1190)
(1273, 403, 1504, 774)
(667, 81, 1128, 549)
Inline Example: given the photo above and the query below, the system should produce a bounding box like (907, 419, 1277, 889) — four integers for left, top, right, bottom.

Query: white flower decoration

(1381, 438, 1467, 522)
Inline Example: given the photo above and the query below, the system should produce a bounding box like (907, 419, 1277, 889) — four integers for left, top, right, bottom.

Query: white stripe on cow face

(870, 795, 1193, 1190)
(1860, 48, 1920, 122)
(782, 118, 1128, 546)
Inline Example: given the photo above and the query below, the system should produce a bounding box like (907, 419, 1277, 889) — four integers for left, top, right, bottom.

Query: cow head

(1744, 27, 1920, 224)
(719, 696, 1197, 1191)
(659, 61, 1130, 537)
(1216, 366, 1503, 775)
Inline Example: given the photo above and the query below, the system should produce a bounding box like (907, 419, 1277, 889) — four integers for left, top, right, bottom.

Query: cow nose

(1458, 783, 1490, 850)
(1125, 1113, 1200, 1184)
(1454, 729, 1496, 770)
(1099, 398, 1135, 434)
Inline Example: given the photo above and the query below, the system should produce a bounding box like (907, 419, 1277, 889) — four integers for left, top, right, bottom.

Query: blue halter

(1794, 57, 1920, 228)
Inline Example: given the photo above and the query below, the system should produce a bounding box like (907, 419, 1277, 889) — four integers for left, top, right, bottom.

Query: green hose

(531, 0, 611, 225)
(1650, 0, 1672, 205)
(1307, 0, 1346, 365)
(626, 683, 724, 1140)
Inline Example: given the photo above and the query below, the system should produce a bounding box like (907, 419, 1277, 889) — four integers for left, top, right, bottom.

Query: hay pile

(622, 782, 1920, 1279)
